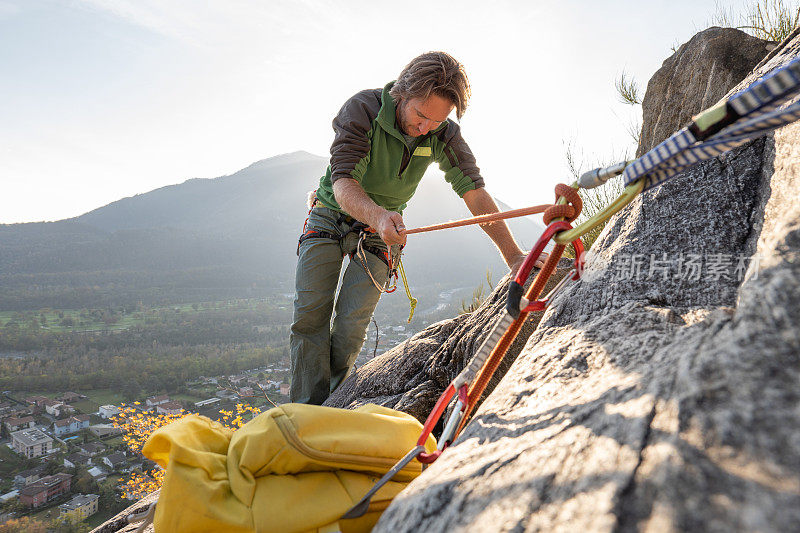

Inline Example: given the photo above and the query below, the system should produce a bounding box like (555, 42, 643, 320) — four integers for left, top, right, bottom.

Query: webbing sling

(621, 56, 800, 191)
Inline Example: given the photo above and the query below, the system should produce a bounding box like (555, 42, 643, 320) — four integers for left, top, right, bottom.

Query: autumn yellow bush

(112, 401, 262, 500)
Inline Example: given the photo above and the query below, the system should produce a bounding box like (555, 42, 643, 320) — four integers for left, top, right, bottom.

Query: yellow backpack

(141, 403, 437, 532)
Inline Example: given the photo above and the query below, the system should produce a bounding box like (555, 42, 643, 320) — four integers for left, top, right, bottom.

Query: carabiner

(519, 237, 585, 313)
(415, 384, 455, 464)
(506, 221, 572, 319)
(436, 385, 469, 451)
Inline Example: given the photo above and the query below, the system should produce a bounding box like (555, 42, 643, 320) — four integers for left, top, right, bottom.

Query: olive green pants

(289, 207, 397, 405)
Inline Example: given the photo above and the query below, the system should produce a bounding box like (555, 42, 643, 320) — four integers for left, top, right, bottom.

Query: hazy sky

(1, 0, 744, 223)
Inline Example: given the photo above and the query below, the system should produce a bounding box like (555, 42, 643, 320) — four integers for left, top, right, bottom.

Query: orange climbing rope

(404, 204, 552, 235)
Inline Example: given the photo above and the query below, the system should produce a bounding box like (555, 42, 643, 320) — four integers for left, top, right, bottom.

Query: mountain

(0, 151, 545, 311)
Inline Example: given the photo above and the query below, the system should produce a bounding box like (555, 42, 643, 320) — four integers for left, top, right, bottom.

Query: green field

(0, 297, 289, 334)
(71, 389, 126, 413)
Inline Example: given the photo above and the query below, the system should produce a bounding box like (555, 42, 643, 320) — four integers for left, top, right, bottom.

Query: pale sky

(1, 0, 744, 223)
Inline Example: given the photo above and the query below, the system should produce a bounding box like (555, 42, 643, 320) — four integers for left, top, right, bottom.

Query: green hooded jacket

(314, 81, 485, 215)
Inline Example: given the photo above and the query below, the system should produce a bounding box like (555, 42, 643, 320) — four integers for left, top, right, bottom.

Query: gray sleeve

(329, 89, 381, 184)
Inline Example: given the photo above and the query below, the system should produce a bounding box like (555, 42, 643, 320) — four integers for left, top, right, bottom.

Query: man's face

(397, 93, 454, 137)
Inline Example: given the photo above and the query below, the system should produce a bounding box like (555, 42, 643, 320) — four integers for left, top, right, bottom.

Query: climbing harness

(343, 54, 800, 519)
(298, 204, 417, 314)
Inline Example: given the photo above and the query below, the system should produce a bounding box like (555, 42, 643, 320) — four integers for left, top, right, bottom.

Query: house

(89, 424, 123, 437)
(0, 490, 18, 504)
(145, 395, 169, 407)
(53, 414, 91, 436)
(280, 383, 290, 395)
(56, 392, 84, 403)
(87, 466, 107, 482)
(11, 428, 54, 458)
(228, 375, 247, 385)
(64, 452, 92, 468)
(156, 402, 183, 416)
(3, 415, 35, 434)
(215, 389, 238, 400)
(103, 452, 127, 470)
(59, 493, 99, 521)
(238, 387, 254, 397)
(45, 400, 65, 417)
(98, 405, 121, 419)
(14, 465, 45, 487)
(78, 442, 106, 456)
(18, 473, 72, 508)
(23, 395, 49, 407)
(194, 398, 220, 408)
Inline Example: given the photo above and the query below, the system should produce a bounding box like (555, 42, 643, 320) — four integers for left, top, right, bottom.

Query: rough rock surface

(92, 491, 157, 533)
(324, 262, 573, 424)
(374, 28, 799, 532)
(637, 27, 771, 156)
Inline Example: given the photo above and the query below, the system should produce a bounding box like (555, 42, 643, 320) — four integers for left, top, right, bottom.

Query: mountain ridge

(0, 150, 545, 311)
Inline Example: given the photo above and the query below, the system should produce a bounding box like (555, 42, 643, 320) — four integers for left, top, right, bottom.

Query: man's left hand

(508, 251, 549, 273)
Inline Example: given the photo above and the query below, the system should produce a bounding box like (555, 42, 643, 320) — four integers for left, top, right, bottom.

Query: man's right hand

(374, 210, 407, 246)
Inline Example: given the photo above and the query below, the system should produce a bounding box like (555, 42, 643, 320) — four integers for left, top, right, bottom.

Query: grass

(0, 443, 28, 477)
(69, 389, 126, 414)
(709, 0, 800, 42)
(170, 392, 206, 404)
(101, 436, 125, 448)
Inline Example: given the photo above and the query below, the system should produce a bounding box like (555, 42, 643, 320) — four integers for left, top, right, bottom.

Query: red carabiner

(415, 384, 455, 463)
(519, 235, 586, 312)
(514, 221, 573, 286)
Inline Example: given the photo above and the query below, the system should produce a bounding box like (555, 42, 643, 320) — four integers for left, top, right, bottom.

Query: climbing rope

(404, 204, 552, 235)
(398, 260, 417, 323)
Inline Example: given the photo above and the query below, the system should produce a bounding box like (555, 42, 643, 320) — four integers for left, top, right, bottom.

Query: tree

(0, 517, 48, 533)
(73, 467, 98, 494)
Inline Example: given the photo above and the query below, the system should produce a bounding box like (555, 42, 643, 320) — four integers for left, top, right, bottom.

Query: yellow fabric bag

(142, 403, 436, 532)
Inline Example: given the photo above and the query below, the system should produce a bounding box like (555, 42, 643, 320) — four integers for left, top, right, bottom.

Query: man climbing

(290, 51, 539, 405)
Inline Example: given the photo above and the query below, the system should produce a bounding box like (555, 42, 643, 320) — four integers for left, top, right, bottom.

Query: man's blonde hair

(389, 51, 471, 120)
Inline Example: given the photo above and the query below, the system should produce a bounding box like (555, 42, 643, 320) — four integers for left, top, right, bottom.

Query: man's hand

(508, 251, 550, 273)
(508, 252, 527, 273)
(375, 210, 407, 246)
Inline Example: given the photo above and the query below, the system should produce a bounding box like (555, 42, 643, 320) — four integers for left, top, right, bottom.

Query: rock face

(92, 491, 157, 533)
(374, 28, 800, 532)
(637, 27, 772, 156)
